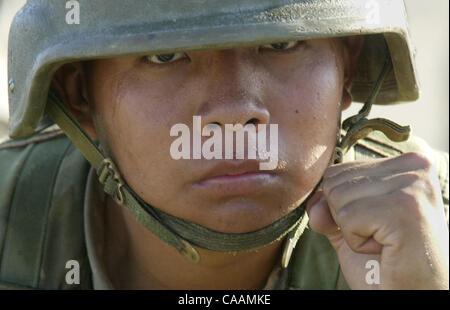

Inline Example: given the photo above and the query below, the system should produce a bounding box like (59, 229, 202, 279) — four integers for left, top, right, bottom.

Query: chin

(191, 197, 292, 234)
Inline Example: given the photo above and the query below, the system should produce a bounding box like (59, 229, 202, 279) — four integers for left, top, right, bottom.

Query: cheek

(92, 70, 190, 193)
(270, 52, 343, 189)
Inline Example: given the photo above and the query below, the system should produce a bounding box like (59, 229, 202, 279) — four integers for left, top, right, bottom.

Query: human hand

(307, 152, 449, 289)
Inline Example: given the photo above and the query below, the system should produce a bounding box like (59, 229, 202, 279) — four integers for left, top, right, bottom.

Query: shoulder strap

(0, 131, 92, 289)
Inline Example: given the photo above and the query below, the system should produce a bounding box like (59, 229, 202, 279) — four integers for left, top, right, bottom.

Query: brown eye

(147, 52, 187, 64)
(261, 41, 300, 51)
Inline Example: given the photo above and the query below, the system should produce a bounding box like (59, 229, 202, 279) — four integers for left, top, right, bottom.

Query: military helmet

(8, 0, 418, 139)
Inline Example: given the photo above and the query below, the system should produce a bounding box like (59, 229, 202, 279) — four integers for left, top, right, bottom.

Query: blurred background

(0, 0, 448, 151)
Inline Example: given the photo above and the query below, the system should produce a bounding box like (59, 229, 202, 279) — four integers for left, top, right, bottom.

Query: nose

(195, 49, 270, 130)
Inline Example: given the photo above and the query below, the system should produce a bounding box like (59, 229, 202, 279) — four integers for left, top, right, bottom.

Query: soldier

(0, 0, 448, 289)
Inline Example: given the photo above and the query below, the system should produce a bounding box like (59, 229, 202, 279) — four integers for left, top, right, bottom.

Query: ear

(52, 62, 98, 138)
(341, 36, 365, 110)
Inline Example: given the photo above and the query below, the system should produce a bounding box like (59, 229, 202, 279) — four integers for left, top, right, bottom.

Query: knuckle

(400, 172, 437, 203)
(399, 171, 421, 185)
(394, 189, 425, 220)
(404, 152, 433, 170)
(327, 182, 346, 208)
(414, 175, 434, 192)
(335, 204, 352, 225)
(411, 175, 439, 205)
(396, 189, 420, 207)
(342, 231, 366, 253)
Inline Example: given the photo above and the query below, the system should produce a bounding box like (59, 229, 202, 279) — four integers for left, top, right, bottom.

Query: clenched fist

(307, 152, 449, 289)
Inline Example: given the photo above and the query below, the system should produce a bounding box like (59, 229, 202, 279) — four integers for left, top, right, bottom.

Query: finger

(334, 194, 395, 254)
(307, 190, 341, 240)
(306, 189, 323, 214)
(323, 152, 432, 187)
(323, 171, 421, 212)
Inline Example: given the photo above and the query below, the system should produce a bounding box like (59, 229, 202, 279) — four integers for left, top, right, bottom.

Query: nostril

(246, 118, 259, 126)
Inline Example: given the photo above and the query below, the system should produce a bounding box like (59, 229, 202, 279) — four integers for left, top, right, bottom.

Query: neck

(103, 196, 284, 290)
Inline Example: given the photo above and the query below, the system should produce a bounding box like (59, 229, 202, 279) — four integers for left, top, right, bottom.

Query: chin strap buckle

(179, 240, 201, 263)
(97, 158, 126, 205)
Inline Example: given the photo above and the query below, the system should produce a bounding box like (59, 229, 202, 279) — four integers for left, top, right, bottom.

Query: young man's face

(60, 37, 358, 234)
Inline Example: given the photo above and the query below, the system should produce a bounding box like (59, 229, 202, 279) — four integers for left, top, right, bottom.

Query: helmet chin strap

(45, 50, 409, 266)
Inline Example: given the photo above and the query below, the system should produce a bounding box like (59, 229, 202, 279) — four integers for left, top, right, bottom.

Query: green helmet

(8, 0, 418, 139)
(6, 0, 417, 264)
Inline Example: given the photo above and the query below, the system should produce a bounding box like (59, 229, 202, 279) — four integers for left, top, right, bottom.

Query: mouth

(193, 160, 280, 197)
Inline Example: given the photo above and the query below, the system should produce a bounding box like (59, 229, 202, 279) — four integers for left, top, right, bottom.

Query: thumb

(306, 190, 341, 241)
